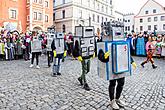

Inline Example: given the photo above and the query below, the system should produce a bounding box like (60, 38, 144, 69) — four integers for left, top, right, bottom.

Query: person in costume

(98, 49, 137, 109)
(141, 36, 157, 69)
(155, 35, 162, 58)
(29, 31, 42, 69)
(51, 32, 67, 76)
(72, 26, 95, 91)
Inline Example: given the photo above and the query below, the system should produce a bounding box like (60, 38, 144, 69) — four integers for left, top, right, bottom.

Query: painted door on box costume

(97, 41, 132, 80)
(31, 39, 42, 53)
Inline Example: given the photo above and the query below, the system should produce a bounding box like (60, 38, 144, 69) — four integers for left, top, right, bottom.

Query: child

(141, 36, 157, 69)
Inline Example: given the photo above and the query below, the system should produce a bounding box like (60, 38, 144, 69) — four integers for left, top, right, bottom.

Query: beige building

(134, 0, 165, 34)
(54, 0, 114, 34)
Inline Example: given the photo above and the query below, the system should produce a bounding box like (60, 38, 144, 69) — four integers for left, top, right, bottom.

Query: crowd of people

(125, 32, 165, 58)
(0, 30, 74, 61)
(0, 30, 165, 62)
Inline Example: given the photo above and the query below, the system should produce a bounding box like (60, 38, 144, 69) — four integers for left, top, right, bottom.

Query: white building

(124, 13, 135, 34)
(54, 0, 114, 34)
(114, 11, 124, 22)
(134, 0, 165, 34)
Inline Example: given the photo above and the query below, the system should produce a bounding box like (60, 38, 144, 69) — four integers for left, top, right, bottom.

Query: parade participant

(97, 21, 137, 109)
(0, 38, 5, 60)
(155, 35, 162, 58)
(4, 33, 14, 60)
(161, 35, 165, 59)
(72, 26, 95, 91)
(24, 32, 31, 60)
(141, 36, 157, 69)
(98, 50, 136, 109)
(51, 32, 67, 76)
(136, 33, 146, 56)
(47, 29, 55, 67)
(29, 31, 42, 69)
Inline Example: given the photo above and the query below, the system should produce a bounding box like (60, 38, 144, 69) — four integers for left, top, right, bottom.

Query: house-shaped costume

(73, 26, 95, 91)
(47, 28, 55, 67)
(51, 32, 66, 76)
(97, 21, 134, 80)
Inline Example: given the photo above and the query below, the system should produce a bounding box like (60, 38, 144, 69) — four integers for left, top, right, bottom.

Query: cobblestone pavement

(0, 56, 165, 110)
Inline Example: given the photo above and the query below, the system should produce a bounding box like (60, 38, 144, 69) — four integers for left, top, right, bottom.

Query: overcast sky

(114, 0, 165, 15)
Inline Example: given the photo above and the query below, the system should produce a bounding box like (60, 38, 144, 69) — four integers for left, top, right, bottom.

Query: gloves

(53, 50, 57, 57)
(92, 53, 95, 58)
(132, 62, 137, 69)
(104, 51, 110, 59)
(78, 56, 83, 62)
(64, 51, 67, 57)
(91, 53, 95, 59)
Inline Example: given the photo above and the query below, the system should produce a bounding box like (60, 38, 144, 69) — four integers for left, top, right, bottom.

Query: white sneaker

(36, 65, 40, 69)
(0, 93, 5, 97)
(116, 99, 126, 107)
(29, 64, 34, 68)
(111, 99, 120, 109)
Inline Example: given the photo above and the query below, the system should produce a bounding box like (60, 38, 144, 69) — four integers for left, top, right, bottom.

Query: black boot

(78, 77, 83, 85)
(52, 73, 57, 77)
(83, 83, 90, 91)
(141, 62, 145, 68)
(152, 64, 157, 69)
(57, 72, 61, 75)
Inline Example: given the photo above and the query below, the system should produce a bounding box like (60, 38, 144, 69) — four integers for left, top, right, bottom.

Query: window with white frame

(140, 18, 143, 23)
(140, 26, 143, 31)
(125, 26, 127, 31)
(78, 10, 82, 18)
(145, 10, 148, 14)
(102, 5, 104, 12)
(92, 14, 95, 22)
(62, 10, 65, 19)
(110, 0, 112, 5)
(154, 25, 157, 30)
(39, 0, 42, 4)
(161, 16, 165, 21)
(163, 24, 165, 30)
(153, 9, 156, 13)
(154, 17, 158, 21)
(27, 15, 30, 21)
(97, 3, 99, 10)
(33, 0, 37, 3)
(128, 26, 130, 31)
(102, 16, 104, 23)
(33, 12, 37, 20)
(97, 15, 99, 23)
(106, 7, 108, 13)
(45, 1, 48, 7)
(148, 17, 151, 22)
(38, 12, 42, 20)
(63, 0, 65, 4)
(88, 0, 90, 7)
(9, 9, 17, 19)
(45, 15, 48, 22)
(148, 25, 151, 30)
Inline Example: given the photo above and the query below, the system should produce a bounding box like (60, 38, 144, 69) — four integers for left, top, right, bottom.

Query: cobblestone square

(0, 56, 165, 110)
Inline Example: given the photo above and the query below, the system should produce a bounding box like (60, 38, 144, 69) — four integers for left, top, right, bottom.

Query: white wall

(124, 14, 135, 33)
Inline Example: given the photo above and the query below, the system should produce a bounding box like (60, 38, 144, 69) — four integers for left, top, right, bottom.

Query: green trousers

(81, 59, 90, 83)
